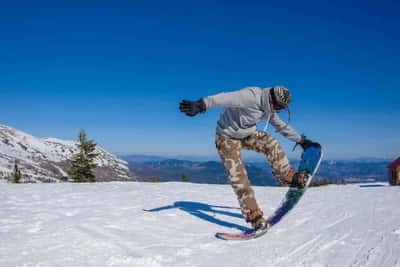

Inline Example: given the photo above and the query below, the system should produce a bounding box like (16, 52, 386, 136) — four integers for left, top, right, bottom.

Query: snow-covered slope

(0, 124, 133, 182)
(0, 182, 399, 267)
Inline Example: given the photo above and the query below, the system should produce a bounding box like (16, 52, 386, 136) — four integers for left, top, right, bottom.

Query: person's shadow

(144, 201, 251, 232)
(359, 184, 386, 188)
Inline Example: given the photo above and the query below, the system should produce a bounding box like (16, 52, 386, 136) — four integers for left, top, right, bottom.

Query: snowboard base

(215, 224, 271, 240)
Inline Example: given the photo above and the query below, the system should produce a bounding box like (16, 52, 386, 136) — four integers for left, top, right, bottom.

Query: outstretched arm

(270, 114, 321, 150)
(269, 113, 302, 143)
(179, 87, 262, 117)
(202, 87, 261, 109)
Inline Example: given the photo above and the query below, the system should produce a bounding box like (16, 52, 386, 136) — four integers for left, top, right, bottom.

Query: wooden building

(388, 157, 400, 186)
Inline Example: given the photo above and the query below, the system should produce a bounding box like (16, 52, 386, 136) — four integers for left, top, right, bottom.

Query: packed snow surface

(1, 182, 399, 267)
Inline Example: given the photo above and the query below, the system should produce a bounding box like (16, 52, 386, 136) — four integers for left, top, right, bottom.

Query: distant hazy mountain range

(126, 158, 278, 185)
(123, 154, 391, 185)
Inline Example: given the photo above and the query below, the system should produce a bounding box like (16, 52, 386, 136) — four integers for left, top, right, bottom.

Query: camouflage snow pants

(215, 131, 292, 216)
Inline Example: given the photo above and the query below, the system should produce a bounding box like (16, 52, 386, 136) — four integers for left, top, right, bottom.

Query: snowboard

(215, 144, 323, 241)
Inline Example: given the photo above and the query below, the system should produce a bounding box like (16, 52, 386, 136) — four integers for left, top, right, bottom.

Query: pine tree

(67, 130, 99, 182)
(148, 177, 161, 183)
(11, 161, 22, 183)
(181, 173, 190, 182)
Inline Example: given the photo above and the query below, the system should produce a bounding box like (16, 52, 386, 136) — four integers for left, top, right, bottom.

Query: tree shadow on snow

(144, 201, 251, 232)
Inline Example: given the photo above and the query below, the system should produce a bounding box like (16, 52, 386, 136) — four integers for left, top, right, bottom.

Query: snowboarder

(179, 86, 319, 231)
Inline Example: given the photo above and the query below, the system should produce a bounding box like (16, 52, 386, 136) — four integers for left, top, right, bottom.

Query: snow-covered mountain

(0, 182, 399, 267)
(0, 124, 133, 182)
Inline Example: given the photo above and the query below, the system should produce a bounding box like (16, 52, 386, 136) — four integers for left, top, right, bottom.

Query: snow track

(0, 182, 399, 267)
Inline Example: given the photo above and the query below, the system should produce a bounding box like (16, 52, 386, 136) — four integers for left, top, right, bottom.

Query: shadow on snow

(144, 201, 251, 232)
(359, 184, 387, 188)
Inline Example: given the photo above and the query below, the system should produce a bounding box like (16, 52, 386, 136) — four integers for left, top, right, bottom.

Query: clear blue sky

(0, 1, 399, 160)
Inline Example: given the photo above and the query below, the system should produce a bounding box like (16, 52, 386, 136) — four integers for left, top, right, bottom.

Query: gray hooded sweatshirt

(203, 86, 302, 143)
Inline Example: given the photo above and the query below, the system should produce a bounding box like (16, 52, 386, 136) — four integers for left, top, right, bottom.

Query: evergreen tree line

(147, 173, 191, 183)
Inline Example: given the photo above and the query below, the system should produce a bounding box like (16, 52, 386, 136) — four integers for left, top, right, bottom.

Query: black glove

(299, 135, 321, 150)
(179, 99, 206, 117)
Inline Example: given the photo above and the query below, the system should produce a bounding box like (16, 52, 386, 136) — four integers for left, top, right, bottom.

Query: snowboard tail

(215, 145, 323, 241)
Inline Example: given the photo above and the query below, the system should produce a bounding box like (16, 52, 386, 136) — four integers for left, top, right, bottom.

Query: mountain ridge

(0, 124, 134, 183)
(124, 156, 390, 185)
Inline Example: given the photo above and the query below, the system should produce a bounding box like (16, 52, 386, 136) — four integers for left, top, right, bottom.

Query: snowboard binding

(282, 170, 310, 188)
(245, 210, 268, 231)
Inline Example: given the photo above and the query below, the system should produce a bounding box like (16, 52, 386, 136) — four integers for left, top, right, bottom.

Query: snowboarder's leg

(245, 209, 267, 230)
(215, 134, 262, 219)
(242, 131, 293, 183)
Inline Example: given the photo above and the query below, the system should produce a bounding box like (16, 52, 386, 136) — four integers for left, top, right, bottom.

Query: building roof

(388, 157, 400, 169)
